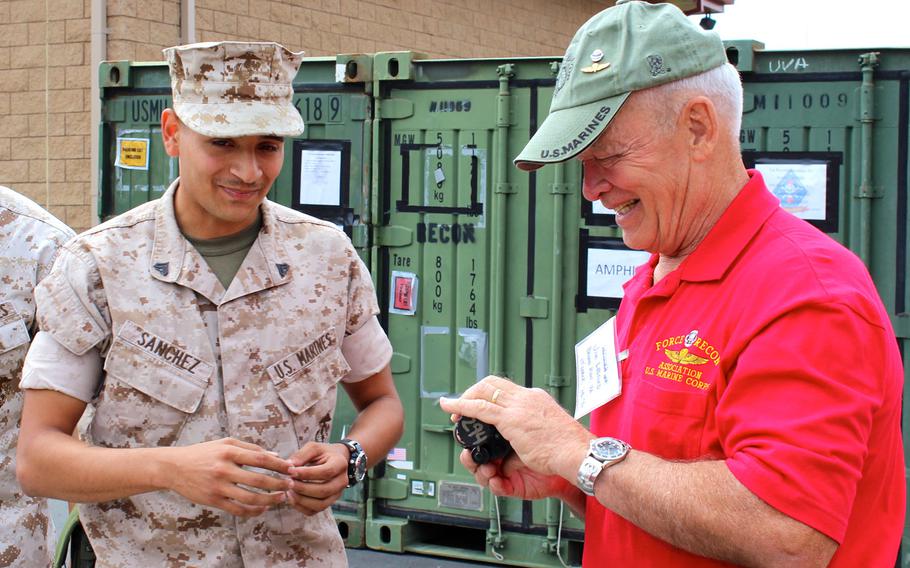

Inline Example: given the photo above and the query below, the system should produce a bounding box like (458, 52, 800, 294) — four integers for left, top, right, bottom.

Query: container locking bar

(856, 52, 881, 267)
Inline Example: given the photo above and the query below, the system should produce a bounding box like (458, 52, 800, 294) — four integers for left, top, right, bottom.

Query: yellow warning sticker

(115, 137, 149, 170)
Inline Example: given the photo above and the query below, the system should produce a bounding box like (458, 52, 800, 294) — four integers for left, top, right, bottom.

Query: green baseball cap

(514, 0, 727, 171)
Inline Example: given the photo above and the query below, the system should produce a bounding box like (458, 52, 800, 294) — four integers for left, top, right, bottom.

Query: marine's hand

(440, 376, 593, 483)
(163, 438, 293, 517)
(285, 442, 349, 515)
(461, 450, 574, 501)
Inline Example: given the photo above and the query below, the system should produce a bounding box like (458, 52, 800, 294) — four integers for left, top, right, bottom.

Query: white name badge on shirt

(574, 316, 623, 419)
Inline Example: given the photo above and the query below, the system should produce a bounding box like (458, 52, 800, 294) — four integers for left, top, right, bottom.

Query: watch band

(340, 438, 367, 487)
(576, 437, 630, 496)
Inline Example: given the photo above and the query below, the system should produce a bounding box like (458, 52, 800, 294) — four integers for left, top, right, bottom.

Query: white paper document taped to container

(574, 316, 623, 419)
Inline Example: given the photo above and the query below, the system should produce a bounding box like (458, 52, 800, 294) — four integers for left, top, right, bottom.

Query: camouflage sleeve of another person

(341, 247, 392, 383)
(32, 224, 75, 324)
(35, 244, 110, 355)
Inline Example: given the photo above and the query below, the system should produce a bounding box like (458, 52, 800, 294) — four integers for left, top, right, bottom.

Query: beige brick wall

(106, 0, 181, 61)
(0, 0, 93, 231)
(194, 0, 605, 58)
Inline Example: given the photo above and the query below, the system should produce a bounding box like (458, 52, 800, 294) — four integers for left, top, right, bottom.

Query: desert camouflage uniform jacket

(0, 186, 73, 567)
(34, 180, 387, 567)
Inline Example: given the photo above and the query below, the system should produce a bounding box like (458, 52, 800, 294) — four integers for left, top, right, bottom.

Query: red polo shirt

(584, 171, 905, 567)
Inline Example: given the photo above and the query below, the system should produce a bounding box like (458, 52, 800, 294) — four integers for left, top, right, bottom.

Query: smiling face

(577, 93, 715, 257)
(161, 109, 285, 239)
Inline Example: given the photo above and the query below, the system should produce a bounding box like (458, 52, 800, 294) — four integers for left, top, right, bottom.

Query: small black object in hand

(453, 416, 513, 464)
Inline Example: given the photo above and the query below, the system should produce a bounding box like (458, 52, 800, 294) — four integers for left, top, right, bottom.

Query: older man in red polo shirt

(440, 2, 905, 567)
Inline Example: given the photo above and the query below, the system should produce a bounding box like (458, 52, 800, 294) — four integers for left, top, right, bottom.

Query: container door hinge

(373, 477, 409, 500)
(550, 183, 571, 195)
(890, 313, 910, 339)
(519, 296, 549, 319)
(379, 99, 414, 119)
(421, 423, 454, 434)
(390, 353, 411, 374)
(545, 374, 567, 388)
(375, 226, 413, 247)
(855, 183, 883, 199)
(494, 182, 515, 194)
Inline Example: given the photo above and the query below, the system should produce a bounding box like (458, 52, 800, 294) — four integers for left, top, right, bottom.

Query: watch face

(353, 453, 367, 481)
(591, 438, 629, 461)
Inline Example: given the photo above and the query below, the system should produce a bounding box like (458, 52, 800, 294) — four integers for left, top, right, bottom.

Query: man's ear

(161, 109, 181, 158)
(681, 96, 719, 162)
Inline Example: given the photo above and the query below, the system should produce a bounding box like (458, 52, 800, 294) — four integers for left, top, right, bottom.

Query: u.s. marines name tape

(267, 329, 337, 383)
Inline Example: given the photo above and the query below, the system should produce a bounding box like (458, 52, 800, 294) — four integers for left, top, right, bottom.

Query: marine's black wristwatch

(340, 438, 367, 487)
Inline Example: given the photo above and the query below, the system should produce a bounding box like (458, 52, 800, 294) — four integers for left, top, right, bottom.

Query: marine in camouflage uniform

(17, 42, 403, 567)
(0, 186, 73, 567)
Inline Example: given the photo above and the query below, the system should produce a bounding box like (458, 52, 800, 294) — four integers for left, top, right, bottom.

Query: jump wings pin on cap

(582, 49, 610, 74)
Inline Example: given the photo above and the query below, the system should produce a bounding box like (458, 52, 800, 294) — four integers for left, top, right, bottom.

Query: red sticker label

(394, 277, 413, 311)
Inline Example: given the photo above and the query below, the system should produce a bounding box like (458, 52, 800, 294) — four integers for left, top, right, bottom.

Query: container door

(99, 62, 174, 220)
(737, 43, 910, 565)
(368, 52, 586, 568)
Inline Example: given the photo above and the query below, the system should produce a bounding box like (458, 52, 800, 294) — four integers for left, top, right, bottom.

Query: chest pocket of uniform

(0, 302, 31, 377)
(268, 335, 351, 446)
(0, 302, 30, 355)
(95, 335, 212, 447)
(630, 379, 710, 460)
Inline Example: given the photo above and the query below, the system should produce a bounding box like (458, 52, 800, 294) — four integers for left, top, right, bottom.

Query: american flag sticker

(387, 447, 407, 461)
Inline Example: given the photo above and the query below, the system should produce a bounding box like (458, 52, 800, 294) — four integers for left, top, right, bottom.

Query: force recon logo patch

(117, 320, 213, 378)
(540, 105, 612, 160)
(643, 330, 721, 392)
(267, 329, 337, 383)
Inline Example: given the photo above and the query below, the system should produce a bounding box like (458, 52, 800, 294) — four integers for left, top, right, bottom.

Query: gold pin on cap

(581, 61, 610, 73)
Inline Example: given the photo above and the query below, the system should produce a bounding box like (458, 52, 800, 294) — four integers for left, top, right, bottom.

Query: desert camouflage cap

(163, 41, 305, 138)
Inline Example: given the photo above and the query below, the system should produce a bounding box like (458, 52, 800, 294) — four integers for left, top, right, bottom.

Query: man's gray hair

(635, 63, 743, 144)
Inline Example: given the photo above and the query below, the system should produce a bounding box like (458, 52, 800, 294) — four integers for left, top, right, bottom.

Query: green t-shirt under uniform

(184, 214, 262, 290)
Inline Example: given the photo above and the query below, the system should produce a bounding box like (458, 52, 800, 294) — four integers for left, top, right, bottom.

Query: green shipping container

(93, 43, 910, 568)
(732, 44, 910, 568)
(365, 52, 589, 567)
(363, 45, 910, 567)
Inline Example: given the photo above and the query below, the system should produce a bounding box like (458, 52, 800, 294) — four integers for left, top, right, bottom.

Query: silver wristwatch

(576, 437, 631, 496)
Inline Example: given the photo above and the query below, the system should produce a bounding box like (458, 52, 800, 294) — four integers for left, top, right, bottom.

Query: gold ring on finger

(491, 388, 503, 405)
